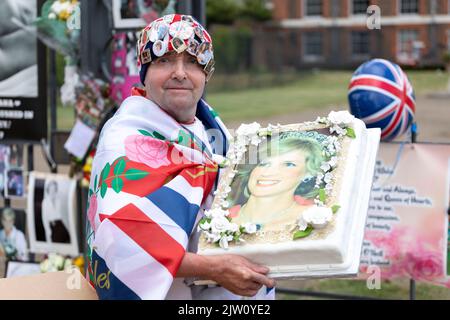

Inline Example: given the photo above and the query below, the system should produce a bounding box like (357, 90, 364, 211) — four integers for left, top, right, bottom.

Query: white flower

(212, 154, 229, 167)
(242, 223, 257, 234)
(250, 135, 262, 146)
(219, 235, 234, 249)
(198, 220, 211, 231)
(302, 206, 333, 229)
(330, 125, 347, 136)
(228, 222, 239, 233)
(314, 199, 324, 206)
(205, 232, 221, 243)
(204, 208, 228, 219)
(220, 199, 230, 208)
(236, 122, 261, 137)
(48, 12, 57, 19)
(297, 217, 308, 231)
(324, 172, 333, 184)
(210, 216, 231, 233)
(320, 162, 331, 172)
(329, 156, 338, 168)
(328, 111, 355, 126)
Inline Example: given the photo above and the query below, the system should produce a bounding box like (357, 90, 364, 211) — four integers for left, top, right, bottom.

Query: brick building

(253, 0, 450, 69)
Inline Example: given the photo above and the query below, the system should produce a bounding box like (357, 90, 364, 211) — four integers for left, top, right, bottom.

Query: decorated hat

(136, 14, 215, 85)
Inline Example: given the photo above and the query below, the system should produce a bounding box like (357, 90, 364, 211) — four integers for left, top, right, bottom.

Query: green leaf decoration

(100, 182, 108, 198)
(101, 163, 111, 181)
(114, 158, 126, 175)
(319, 188, 326, 203)
(178, 130, 190, 145)
(332, 205, 341, 214)
(138, 129, 153, 137)
(94, 175, 98, 191)
(111, 177, 124, 193)
(293, 226, 313, 240)
(124, 169, 150, 180)
(152, 131, 166, 140)
(346, 127, 356, 138)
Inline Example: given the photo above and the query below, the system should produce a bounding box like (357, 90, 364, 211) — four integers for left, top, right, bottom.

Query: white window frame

(350, 31, 371, 60)
(302, 31, 324, 62)
(303, 0, 323, 17)
(398, 0, 419, 15)
(396, 29, 419, 64)
(349, 0, 371, 16)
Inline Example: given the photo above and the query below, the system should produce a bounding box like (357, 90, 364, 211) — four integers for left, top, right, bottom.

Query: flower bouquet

(40, 253, 85, 275)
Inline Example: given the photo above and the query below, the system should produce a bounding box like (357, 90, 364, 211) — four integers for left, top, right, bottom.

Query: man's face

(144, 51, 206, 123)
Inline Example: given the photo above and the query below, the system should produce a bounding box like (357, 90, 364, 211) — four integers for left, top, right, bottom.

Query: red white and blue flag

(348, 59, 416, 141)
(85, 91, 230, 299)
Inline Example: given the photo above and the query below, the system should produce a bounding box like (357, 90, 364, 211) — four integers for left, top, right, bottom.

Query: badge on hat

(141, 48, 152, 64)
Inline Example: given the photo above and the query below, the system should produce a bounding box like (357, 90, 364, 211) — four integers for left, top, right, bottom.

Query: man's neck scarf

(85, 91, 230, 299)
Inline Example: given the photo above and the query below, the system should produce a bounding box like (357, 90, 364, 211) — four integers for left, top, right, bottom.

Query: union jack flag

(85, 89, 231, 299)
(348, 59, 416, 141)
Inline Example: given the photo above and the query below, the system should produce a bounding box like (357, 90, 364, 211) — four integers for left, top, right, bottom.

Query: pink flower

(404, 251, 444, 281)
(125, 135, 170, 168)
(87, 194, 98, 232)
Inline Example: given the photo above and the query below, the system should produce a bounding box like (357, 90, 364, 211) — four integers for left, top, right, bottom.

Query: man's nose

(171, 59, 188, 80)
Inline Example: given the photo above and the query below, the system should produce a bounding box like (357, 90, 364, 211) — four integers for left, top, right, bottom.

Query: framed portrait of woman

(27, 172, 79, 256)
(198, 114, 381, 279)
(227, 129, 330, 234)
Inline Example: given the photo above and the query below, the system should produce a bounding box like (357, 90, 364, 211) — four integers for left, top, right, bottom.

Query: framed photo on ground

(27, 172, 79, 256)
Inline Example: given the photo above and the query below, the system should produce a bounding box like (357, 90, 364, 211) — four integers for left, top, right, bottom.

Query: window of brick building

(303, 31, 323, 61)
(305, 0, 323, 16)
(399, 0, 419, 14)
(397, 30, 419, 64)
(351, 31, 370, 56)
(352, 0, 370, 15)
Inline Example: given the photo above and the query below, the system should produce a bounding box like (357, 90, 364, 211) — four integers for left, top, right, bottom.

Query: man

(86, 13, 275, 300)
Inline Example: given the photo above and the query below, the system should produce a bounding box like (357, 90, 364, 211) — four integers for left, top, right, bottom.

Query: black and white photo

(27, 172, 79, 256)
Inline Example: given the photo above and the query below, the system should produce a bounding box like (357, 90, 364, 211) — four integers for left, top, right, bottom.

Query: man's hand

(177, 252, 276, 297)
(206, 254, 276, 297)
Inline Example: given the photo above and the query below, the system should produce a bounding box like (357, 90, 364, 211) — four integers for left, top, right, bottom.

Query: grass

(276, 278, 450, 300)
(206, 69, 450, 123)
(55, 69, 449, 130)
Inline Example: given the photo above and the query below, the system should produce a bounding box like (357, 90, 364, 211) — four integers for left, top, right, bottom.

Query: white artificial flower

(314, 199, 324, 207)
(198, 221, 211, 231)
(329, 156, 338, 168)
(302, 206, 333, 229)
(228, 222, 239, 233)
(243, 223, 257, 234)
(324, 172, 333, 184)
(330, 125, 347, 136)
(212, 154, 229, 167)
(320, 162, 331, 172)
(210, 216, 231, 233)
(206, 232, 221, 243)
(328, 111, 355, 126)
(297, 217, 308, 231)
(219, 236, 229, 249)
(219, 235, 234, 249)
(236, 122, 261, 137)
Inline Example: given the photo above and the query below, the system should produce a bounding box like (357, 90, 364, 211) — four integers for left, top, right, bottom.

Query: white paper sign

(64, 119, 96, 159)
